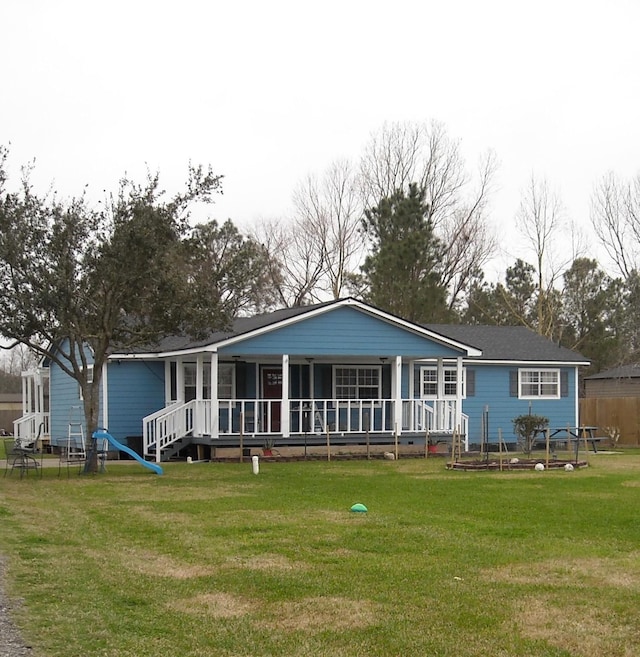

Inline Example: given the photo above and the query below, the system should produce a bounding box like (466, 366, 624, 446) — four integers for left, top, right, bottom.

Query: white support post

(164, 361, 172, 405)
(436, 357, 444, 431)
(176, 358, 184, 403)
(101, 362, 109, 431)
(573, 367, 580, 427)
(282, 354, 290, 438)
(456, 356, 463, 435)
(394, 356, 402, 435)
(195, 354, 204, 435)
(211, 353, 219, 440)
(408, 360, 415, 431)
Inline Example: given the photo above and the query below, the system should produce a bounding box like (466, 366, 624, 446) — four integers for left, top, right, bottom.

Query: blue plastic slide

(92, 429, 163, 475)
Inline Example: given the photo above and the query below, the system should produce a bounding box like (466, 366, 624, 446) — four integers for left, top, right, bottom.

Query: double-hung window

(217, 363, 235, 400)
(334, 366, 381, 400)
(519, 369, 560, 398)
(420, 366, 464, 398)
(183, 362, 234, 401)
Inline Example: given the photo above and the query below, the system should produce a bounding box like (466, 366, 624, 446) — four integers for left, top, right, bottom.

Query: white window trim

(181, 361, 235, 401)
(218, 362, 236, 400)
(332, 365, 382, 400)
(518, 368, 560, 399)
(420, 365, 466, 399)
(78, 364, 94, 400)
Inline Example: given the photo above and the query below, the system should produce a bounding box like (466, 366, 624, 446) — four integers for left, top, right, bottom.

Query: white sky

(2, 0, 639, 280)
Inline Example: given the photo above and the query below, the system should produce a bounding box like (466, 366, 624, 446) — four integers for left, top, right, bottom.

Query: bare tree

(359, 121, 497, 309)
(252, 217, 326, 307)
(591, 171, 640, 279)
(0, 342, 38, 375)
(253, 159, 363, 306)
(293, 159, 363, 299)
(515, 175, 581, 337)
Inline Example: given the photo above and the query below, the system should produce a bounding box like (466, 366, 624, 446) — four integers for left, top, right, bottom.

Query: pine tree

(361, 183, 449, 322)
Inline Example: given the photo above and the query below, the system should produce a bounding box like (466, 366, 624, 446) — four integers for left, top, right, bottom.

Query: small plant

(262, 437, 275, 454)
(513, 414, 549, 455)
(602, 426, 621, 448)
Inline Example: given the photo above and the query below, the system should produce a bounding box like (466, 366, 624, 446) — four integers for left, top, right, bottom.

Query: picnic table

(535, 426, 608, 457)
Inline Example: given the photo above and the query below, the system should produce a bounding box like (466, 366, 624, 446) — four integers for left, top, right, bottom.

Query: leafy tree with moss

(0, 147, 228, 471)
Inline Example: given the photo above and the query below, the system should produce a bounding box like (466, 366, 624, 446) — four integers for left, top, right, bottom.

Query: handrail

(143, 400, 196, 462)
(13, 413, 50, 446)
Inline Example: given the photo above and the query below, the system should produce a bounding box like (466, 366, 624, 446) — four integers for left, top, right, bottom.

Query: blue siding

(219, 307, 465, 357)
(462, 365, 578, 445)
(106, 361, 165, 439)
(49, 349, 97, 447)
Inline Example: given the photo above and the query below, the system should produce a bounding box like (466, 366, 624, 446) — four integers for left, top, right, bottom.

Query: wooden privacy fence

(579, 397, 640, 445)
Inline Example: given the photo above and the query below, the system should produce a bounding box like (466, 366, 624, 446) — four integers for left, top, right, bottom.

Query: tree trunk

(82, 379, 102, 474)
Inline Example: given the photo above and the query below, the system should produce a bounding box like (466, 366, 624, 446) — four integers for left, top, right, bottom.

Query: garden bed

(448, 458, 588, 471)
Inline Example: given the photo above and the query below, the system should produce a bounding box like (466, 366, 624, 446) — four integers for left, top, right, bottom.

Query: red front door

(262, 367, 282, 432)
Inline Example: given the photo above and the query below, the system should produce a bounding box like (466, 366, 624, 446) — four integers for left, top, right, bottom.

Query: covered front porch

(142, 353, 468, 462)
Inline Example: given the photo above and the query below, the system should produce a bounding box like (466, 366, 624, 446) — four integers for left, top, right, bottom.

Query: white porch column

(164, 361, 172, 405)
(282, 354, 290, 437)
(176, 358, 184, 403)
(408, 360, 415, 431)
(195, 354, 204, 435)
(101, 362, 109, 430)
(393, 355, 402, 435)
(21, 374, 27, 414)
(210, 352, 219, 439)
(455, 356, 463, 433)
(436, 357, 444, 431)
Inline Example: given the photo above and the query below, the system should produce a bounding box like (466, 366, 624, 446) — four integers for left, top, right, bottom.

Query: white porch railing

(143, 400, 195, 460)
(143, 398, 468, 460)
(13, 413, 50, 447)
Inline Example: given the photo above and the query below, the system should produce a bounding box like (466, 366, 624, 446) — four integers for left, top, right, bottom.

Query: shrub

(513, 414, 548, 455)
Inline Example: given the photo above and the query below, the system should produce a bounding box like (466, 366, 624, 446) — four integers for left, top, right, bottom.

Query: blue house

(15, 298, 589, 460)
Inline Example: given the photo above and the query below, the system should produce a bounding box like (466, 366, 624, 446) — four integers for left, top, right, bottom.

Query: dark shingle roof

(425, 324, 588, 363)
(113, 298, 588, 364)
(585, 364, 640, 380)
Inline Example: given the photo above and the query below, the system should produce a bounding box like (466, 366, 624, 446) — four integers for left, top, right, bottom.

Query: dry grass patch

(516, 594, 637, 657)
(261, 596, 381, 632)
(168, 591, 255, 618)
(110, 546, 216, 579)
(224, 553, 303, 572)
(484, 554, 640, 589)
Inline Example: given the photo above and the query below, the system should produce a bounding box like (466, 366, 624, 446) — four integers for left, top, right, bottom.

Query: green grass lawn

(1, 452, 640, 656)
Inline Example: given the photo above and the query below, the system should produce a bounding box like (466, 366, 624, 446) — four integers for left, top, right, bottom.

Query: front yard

(1, 452, 639, 656)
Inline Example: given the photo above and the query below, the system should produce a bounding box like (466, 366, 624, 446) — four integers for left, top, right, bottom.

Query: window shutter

(560, 370, 569, 397)
(382, 364, 391, 398)
(320, 364, 332, 398)
(509, 370, 518, 397)
(466, 369, 475, 397)
(235, 362, 246, 397)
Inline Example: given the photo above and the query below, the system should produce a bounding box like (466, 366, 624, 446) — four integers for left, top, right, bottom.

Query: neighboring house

(584, 364, 640, 398)
(0, 393, 23, 435)
(15, 298, 589, 460)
